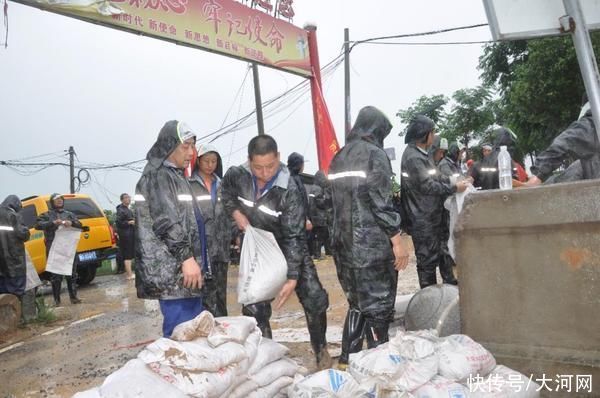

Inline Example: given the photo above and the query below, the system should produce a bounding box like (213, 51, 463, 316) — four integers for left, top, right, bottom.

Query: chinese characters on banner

(40, 0, 310, 76)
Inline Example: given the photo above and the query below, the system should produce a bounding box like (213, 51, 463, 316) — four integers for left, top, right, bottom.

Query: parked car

(20, 194, 117, 285)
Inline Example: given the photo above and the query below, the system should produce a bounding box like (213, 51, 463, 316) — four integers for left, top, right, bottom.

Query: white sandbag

(138, 337, 247, 372)
(349, 339, 437, 392)
(238, 225, 287, 305)
(248, 337, 290, 375)
(208, 316, 258, 347)
(228, 378, 260, 398)
(45, 226, 81, 275)
(148, 361, 239, 398)
(464, 365, 540, 398)
(171, 310, 215, 341)
(99, 358, 188, 398)
(251, 357, 299, 387)
(245, 327, 263, 361)
(289, 369, 364, 397)
(71, 387, 101, 398)
(412, 375, 469, 398)
(249, 376, 294, 398)
(24, 250, 42, 291)
(437, 334, 496, 381)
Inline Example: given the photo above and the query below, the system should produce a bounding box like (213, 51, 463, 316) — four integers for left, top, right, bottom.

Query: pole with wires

(252, 63, 265, 135)
(69, 146, 75, 193)
(344, 27, 351, 141)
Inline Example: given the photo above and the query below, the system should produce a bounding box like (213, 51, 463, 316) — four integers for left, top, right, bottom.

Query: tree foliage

(396, 94, 448, 135)
(443, 86, 496, 148)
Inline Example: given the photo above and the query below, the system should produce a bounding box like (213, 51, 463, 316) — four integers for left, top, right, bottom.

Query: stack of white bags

(290, 330, 541, 398)
(74, 311, 300, 398)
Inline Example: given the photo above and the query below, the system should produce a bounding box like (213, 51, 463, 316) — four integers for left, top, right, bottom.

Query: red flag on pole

(310, 76, 340, 173)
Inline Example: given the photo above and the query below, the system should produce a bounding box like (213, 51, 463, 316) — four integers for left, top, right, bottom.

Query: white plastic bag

(208, 316, 258, 347)
(238, 225, 288, 305)
(171, 310, 215, 341)
(251, 357, 299, 387)
(249, 376, 294, 398)
(444, 185, 476, 260)
(247, 337, 290, 375)
(24, 249, 42, 291)
(99, 358, 188, 398)
(463, 365, 540, 398)
(148, 361, 239, 397)
(436, 334, 496, 381)
(45, 226, 81, 275)
(289, 369, 363, 397)
(412, 375, 468, 398)
(138, 337, 247, 372)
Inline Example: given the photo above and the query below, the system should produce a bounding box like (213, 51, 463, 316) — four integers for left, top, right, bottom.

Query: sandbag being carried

(238, 225, 287, 305)
(436, 334, 496, 381)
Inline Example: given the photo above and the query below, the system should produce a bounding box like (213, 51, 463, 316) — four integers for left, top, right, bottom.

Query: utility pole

(69, 146, 75, 194)
(252, 63, 265, 135)
(344, 28, 351, 140)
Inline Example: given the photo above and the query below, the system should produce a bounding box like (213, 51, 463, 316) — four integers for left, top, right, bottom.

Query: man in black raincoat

(328, 106, 410, 368)
(0, 195, 30, 298)
(307, 171, 331, 259)
(475, 127, 519, 190)
(134, 120, 206, 337)
(439, 143, 464, 179)
(400, 115, 469, 289)
(189, 144, 230, 317)
(35, 193, 83, 305)
(116, 193, 135, 280)
(221, 135, 331, 369)
(527, 104, 599, 185)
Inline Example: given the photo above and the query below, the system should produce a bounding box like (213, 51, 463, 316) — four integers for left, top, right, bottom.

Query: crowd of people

(0, 99, 597, 371)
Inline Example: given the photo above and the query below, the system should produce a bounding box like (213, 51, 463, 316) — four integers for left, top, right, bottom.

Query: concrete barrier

(455, 180, 600, 396)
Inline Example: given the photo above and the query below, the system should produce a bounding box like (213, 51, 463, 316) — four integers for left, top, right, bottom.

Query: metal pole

(562, 0, 600, 143)
(69, 146, 75, 194)
(251, 63, 265, 135)
(344, 28, 351, 140)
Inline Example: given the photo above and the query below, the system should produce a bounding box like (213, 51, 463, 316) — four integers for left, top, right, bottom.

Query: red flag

(310, 77, 340, 173)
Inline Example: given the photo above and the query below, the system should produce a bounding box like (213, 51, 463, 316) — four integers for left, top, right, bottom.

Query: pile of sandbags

(290, 330, 541, 398)
(74, 311, 300, 398)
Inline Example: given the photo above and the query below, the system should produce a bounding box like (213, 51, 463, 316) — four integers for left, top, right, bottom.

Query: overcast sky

(0, 0, 492, 210)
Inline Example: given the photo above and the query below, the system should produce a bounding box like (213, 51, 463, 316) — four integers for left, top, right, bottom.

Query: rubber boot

(66, 276, 81, 304)
(51, 277, 62, 306)
(306, 310, 332, 370)
(417, 269, 437, 289)
(242, 301, 272, 339)
(365, 321, 390, 349)
(338, 308, 365, 368)
(439, 254, 458, 285)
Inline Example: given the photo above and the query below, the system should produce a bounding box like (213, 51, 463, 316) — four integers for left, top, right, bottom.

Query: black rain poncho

(475, 127, 518, 190)
(531, 109, 600, 181)
(134, 120, 204, 300)
(35, 194, 83, 253)
(438, 143, 463, 178)
(0, 195, 30, 279)
(328, 106, 401, 357)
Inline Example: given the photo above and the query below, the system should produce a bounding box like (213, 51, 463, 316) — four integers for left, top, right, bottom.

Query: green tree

(478, 33, 600, 156)
(396, 94, 449, 135)
(443, 86, 495, 149)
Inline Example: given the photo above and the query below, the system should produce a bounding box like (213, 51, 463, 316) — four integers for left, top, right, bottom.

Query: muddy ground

(0, 236, 419, 397)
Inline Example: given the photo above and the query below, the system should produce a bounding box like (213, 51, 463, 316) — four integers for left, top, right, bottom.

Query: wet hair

(248, 135, 278, 159)
(120, 193, 129, 201)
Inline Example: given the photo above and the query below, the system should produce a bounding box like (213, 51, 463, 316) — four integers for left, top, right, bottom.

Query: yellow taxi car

(20, 194, 117, 285)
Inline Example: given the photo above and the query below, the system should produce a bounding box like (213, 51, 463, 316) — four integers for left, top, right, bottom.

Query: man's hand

(182, 257, 203, 289)
(53, 219, 62, 226)
(232, 210, 249, 231)
(524, 175, 543, 187)
(274, 279, 297, 310)
(390, 233, 409, 271)
(455, 179, 471, 193)
(63, 220, 72, 228)
(128, 220, 135, 225)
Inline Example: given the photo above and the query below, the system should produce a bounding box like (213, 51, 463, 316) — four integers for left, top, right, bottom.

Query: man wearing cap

(134, 120, 206, 337)
(429, 135, 448, 165)
(400, 115, 470, 288)
(35, 193, 83, 305)
(469, 143, 493, 189)
(189, 144, 230, 317)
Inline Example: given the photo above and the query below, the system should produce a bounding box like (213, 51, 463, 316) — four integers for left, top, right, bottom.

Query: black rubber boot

(242, 301, 272, 339)
(365, 321, 390, 349)
(51, 277, 62, 306)
(417, 269, 437, 289)
(338, 308, 365, 367)
(306, 310, 332, 370)
(439, 254, 458, 285)
(66, 276, 81, 304)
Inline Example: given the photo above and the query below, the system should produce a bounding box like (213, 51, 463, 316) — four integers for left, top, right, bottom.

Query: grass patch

(96, 259, 114, 276)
